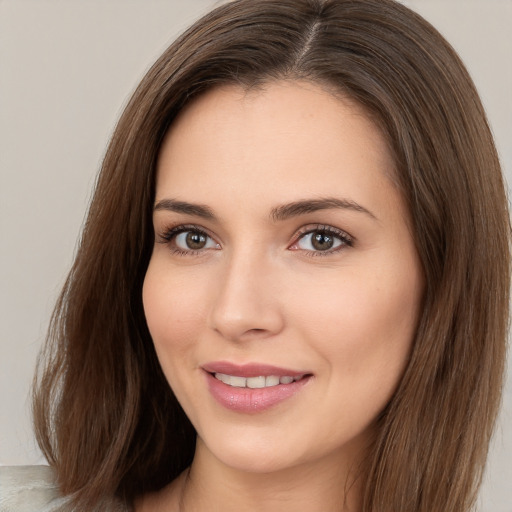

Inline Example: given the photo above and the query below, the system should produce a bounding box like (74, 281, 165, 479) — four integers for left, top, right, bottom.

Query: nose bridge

(209, 245, 284, 341)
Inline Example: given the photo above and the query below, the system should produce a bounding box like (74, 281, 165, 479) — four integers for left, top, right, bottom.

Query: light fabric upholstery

(0, 466, 128, 512)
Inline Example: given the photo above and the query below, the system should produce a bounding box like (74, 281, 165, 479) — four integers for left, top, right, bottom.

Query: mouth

(212, 373, 306, 388)
(202, 362, 313, 413)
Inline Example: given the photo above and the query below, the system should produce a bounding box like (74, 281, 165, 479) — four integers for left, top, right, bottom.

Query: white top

(0, 466, 128, 512)
(0, 466, 69, 512)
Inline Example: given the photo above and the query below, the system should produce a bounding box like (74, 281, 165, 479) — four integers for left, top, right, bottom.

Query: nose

(208, 250, 285, 342)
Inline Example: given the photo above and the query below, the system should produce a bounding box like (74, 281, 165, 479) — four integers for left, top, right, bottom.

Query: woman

(1, 0, 509, 511)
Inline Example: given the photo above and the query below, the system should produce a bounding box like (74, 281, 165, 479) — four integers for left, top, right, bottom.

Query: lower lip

(205, 371, 311, 413)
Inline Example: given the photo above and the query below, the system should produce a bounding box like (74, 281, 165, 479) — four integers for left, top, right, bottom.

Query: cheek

(295, 263, 420, 345)
(292, 259, 422, 406)
(142, 260, 208, 367)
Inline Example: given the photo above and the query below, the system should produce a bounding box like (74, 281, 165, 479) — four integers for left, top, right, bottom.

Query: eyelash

(157, 223, 354, 257)
(291, 224, 354, 257)
(158, 224, 217, 256)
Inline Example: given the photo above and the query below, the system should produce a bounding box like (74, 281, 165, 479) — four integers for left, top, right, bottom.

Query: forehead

(155, 81, 399, 218)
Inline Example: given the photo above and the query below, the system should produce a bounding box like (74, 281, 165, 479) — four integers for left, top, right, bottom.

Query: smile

(214, 373, 304, 388)
(203, 363, 312, 413)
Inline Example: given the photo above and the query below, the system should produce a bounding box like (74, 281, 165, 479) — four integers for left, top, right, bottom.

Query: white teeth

(247, 376, 266, 388)
(229, 375, 247, 388)
(218, 373, 230, 384)
(266, 375, 280, 387)
(214, 373, 301, 388)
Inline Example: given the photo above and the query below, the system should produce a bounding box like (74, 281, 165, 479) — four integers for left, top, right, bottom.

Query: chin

(217, 450, 298, 475)
(199, 428, 307, 474)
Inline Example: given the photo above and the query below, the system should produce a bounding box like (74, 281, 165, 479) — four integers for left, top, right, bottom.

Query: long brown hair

(33, 0, 510, 510)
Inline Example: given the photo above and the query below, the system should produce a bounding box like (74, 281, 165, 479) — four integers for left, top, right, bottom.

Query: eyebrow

(270, 197, 377, 222)
(153, 197, 376, 221)
(154, 198, 215, 219)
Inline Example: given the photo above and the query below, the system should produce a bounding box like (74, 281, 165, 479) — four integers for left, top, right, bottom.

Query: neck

(178, 437, 365, 512)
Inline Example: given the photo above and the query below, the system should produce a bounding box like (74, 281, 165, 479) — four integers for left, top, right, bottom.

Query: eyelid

(288, 224, 354, 254)
(156, 222, 353, 257)
(157, 223, 221, 254)
(158, 223, 216, 241)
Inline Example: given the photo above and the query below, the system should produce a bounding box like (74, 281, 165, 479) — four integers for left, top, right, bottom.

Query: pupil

(186, 231, 207, 249)
(312, 232, 333, 251)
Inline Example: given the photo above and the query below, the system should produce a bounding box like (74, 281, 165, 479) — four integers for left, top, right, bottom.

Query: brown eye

(295, 228, 349, 253)
(185, 231, 207, 249)
(311, 232, 335, 251)
(173, 230, 218, 251)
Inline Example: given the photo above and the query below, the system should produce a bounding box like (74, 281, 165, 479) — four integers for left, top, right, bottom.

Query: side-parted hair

(33, 0, 510, 511)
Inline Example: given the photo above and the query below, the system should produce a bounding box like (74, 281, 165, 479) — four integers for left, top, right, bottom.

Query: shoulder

(0, 465, 69, 511)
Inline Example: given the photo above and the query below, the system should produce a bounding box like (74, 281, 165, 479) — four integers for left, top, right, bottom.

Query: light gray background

(1, 1, 510, 510)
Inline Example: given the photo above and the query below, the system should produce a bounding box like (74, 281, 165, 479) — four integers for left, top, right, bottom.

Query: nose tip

(212, 308, 283, 342)
(208, 263, 284, 342)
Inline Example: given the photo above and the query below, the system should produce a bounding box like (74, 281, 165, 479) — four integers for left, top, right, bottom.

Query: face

(143, 81, 424, 475)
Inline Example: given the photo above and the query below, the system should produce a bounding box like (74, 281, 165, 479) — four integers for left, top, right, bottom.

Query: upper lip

(202, 361, 309, 378)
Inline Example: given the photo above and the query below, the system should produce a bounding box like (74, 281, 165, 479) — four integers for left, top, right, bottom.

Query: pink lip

(202, 361, 312, 413)
(202, 361, 307, 378)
